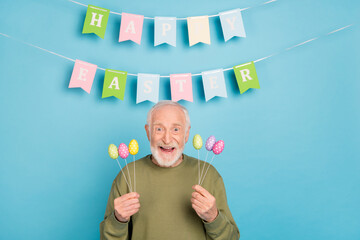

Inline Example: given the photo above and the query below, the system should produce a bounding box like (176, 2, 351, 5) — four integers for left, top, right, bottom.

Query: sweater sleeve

(100, 175, 131, 240)
(203, 176, 240, 240)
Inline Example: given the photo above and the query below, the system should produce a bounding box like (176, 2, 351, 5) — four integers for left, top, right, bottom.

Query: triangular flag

(102, 69, 127, 100)
(82, 5, 110, 39)
(233, 62, 260, 94)
(68, 60, 97, 94)
(187, 16, 211, 46)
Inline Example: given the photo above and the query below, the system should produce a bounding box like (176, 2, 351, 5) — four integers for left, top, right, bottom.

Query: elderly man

(100, 101, 239, 240)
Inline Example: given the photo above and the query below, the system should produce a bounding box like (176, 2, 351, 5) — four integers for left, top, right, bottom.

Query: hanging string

(0, 24, 354, 78)
(68, 0, 277, 20)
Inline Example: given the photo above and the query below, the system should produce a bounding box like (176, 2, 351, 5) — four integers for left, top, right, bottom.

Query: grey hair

(146, 100, 191, 130)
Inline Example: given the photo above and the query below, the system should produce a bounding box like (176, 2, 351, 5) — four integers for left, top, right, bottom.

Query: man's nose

(163, 130, 171, 144)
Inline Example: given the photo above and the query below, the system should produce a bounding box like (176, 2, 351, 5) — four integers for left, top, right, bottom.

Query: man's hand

(191, 185, 218, 223)
(114, 192, 140, 223)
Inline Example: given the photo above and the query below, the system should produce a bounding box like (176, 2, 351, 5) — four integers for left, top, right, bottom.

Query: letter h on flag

(82, 5, 110, 39)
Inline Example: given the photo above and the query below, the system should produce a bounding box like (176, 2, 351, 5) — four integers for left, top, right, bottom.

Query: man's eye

(174, 128, 179, 132)
(156, 128, 162, 132)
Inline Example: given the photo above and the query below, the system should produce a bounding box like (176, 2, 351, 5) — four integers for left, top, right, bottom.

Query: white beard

(150, 145, 184, 167)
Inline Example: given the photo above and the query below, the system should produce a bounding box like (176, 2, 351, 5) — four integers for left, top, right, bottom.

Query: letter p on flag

(233, 61, 260, 94)
(82, 5, 110, 39)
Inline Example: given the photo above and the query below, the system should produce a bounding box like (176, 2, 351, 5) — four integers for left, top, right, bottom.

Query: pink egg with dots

(118, 143, 129, 159)
(212, 140, 224, 155)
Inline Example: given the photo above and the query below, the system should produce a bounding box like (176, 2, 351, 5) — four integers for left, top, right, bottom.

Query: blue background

(1, 0, 359, 239)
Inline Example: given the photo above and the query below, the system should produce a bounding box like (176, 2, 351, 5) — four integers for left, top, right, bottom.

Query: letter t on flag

(102, 69, 127, 100)
(68, 60, 97, 94)
(82, 5, 110, 39)
(233, 61, 260, 94)
(170, 73, 193, 102)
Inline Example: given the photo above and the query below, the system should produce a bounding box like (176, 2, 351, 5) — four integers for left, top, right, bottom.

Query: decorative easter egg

(205, 135, 216, 151)
(118, 143, 129, 159)
(108, 144, 119, 159)
(212, 140, 224, 155)
(129, 139, 139, 155)
(192, 134, 203, 150)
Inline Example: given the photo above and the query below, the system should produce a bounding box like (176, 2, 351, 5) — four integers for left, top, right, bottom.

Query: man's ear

(145, 124, 150, 141)
(185, 126, 191, 143)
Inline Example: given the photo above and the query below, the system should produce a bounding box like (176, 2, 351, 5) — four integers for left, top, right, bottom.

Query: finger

(122, 192, 140, 200)
(125, 207, 140, 216)
(192, 185, 212, 198)
(122, 198, 140, 207)
(121, 202, 140, 211)
(192, 191, 207, 203)
(191, 197, 206, 210)
(191, 203, 203, 216)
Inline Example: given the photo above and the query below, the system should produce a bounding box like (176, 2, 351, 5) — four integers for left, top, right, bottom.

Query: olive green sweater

(100, 154, 240, 240)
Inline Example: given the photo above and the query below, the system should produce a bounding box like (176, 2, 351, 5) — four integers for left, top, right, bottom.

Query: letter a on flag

(170, 73, 193, 102)
(68, 60, 97, 94)
(119, 13, 144, 44)
(82, 5, 110, 39)
(102, 69, 127, 100)
(233, 61, 260, 94)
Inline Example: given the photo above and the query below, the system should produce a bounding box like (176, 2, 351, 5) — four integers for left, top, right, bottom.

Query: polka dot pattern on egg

(205, 136, 216, 151)
(192, 134, 203, 150)
(129, 139, 139, 155)
(118, 143, 129, 159)
(213, 140, 224, 155)
(108, 144, 119, 159)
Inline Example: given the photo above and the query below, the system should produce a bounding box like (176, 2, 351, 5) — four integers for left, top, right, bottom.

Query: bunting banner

(219, 9, 246, 41)
(68, 60, 97, 94)
(2, 23, 352, 104)
(119, 13, 144, 44)
(187, 16, 211, 46)
(82, 5, 110, 39)
(233, 61, 260, 94)
(201, 69, 228, 101)
(170, 73, 193, 102)
(136, 73, 160, 103)
(74, 1, 277, 46)
(102, 69, 127, 100)
(154, 17, 177, 47)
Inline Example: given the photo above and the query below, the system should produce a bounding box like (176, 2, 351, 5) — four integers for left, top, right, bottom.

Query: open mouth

(159, 146, 175, 153)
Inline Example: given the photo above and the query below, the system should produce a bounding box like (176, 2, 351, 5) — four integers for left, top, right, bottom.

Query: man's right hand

(114, 192, 140, 223)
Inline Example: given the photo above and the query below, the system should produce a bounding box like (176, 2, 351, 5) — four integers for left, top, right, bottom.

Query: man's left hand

(191, 185, 219, 223)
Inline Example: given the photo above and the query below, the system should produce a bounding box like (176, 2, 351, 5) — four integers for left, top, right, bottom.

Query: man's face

(145, 105, 190, 167)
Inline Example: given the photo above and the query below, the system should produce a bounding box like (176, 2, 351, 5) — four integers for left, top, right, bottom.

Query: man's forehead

(151, 105, 186, 124)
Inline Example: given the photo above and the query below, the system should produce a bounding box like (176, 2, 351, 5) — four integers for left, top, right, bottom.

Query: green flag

(82, 5, 110, 39)
(233, 61, 260, 94)
(102, 69, 127, 100)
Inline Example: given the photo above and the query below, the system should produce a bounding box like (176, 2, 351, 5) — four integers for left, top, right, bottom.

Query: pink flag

(119, 12, 144, 44)
(170, 73, 193, 102)
(68, 60, 97, 94)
